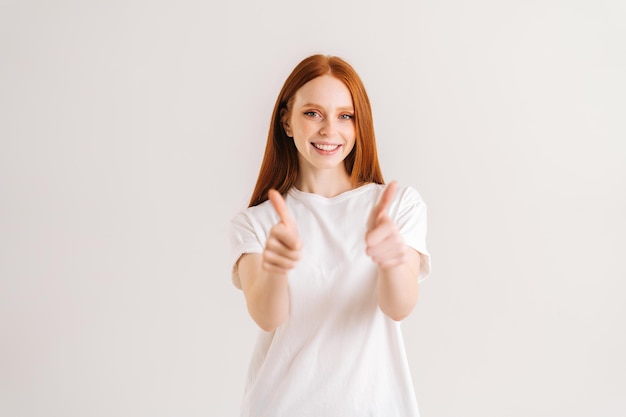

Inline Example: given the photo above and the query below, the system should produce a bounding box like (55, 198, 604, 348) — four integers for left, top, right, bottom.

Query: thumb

(368, 181, 398, 228)
(268, 189, 294, 226)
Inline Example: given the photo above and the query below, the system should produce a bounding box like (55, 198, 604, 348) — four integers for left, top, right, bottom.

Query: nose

(319, 118, 336, 136)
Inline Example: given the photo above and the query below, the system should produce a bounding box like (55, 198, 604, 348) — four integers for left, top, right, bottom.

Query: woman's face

(283, 75, 356, 177)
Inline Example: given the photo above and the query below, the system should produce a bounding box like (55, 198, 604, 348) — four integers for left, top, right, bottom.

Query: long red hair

(249, 54, 384, 207)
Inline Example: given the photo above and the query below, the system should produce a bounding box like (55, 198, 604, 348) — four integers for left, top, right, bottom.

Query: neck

(295, 169, 353, 198)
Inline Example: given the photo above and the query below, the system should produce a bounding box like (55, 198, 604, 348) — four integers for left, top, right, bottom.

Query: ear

(280, 108, 292, 137)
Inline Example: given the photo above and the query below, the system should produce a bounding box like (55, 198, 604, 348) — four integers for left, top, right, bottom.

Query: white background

(1, 0, 625, 416)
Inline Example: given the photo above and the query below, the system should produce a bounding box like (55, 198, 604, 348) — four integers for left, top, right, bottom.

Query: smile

(312, 143, 341, 152)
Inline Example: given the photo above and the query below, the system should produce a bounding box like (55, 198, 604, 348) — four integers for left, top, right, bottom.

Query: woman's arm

(236, 253, 292, 332)
(366, 182, 421, 321)
(375, 249, 421, 321)
(237, 190, 302, 332)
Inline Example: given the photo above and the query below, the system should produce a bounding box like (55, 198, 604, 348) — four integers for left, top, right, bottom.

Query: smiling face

(282, 75, 356, 182)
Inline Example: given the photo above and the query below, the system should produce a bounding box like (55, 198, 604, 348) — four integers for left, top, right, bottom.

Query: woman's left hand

(365, 181, 408, 269)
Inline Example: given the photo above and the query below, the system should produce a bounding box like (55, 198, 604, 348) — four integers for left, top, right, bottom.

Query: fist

(365, 181, 407, 269)
(262, 189, 303, 274)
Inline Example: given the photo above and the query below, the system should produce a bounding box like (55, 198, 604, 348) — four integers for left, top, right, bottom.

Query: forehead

(292, 75, 353, 108)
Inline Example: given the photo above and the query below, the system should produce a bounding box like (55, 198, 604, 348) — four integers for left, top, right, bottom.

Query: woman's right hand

(262, 190, 303, 275)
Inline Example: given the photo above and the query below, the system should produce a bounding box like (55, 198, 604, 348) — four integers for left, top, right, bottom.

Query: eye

(304, 111, 321, 118)
(339, 113, 354, 120)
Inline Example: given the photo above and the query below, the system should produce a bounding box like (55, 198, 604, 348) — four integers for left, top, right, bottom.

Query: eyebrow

(300, 103, 354, 112)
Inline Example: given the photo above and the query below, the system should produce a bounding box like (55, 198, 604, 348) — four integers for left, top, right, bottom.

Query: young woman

(229, 54, 431, 417)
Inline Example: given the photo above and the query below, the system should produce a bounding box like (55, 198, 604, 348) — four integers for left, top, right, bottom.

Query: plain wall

(1, 0, 624, 416)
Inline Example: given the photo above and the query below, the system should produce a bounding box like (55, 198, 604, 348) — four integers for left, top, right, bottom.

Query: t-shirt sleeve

(229, 210, 264, 289)
(394, 186, 431, 283)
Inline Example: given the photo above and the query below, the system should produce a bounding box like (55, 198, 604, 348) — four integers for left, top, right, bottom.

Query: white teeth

(313, 143, 340, 151)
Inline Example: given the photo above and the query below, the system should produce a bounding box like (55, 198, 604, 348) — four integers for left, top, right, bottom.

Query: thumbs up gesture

(366, 181, 407, 269)
(263, 190, 303, 275)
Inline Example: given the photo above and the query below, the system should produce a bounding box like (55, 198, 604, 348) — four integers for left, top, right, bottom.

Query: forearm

(237, 254, 291, 331)
(376, 249, 421, 321)
(247, 273, 290, 331)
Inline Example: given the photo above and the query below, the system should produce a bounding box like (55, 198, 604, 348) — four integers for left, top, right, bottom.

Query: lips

(312, 142, 341, 151)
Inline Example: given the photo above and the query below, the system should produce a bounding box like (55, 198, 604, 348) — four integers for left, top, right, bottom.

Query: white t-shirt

(230, 183, 431, 417)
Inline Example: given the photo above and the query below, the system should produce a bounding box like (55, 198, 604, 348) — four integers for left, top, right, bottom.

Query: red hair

(248, 54, 384, 207)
